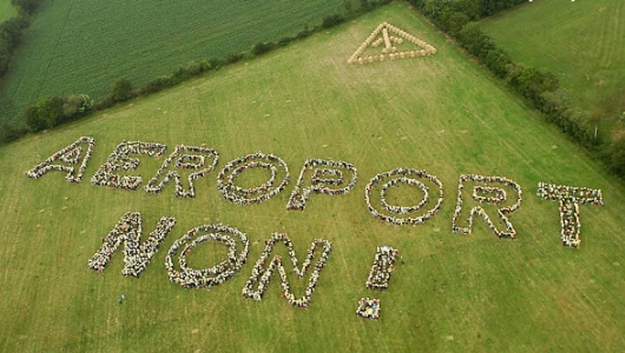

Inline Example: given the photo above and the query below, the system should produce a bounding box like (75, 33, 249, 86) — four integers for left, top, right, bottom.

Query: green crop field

(1, 2, 625, 352)
(0, 0, 15, 22)
(0, 0, 354, 128)
(481, 0, 625, 137)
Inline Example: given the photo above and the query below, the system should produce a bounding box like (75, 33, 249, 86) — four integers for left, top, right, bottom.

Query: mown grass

(481, 0, 625, 137)
(1, 3, 624, 352)
(0, 0, 354, 128)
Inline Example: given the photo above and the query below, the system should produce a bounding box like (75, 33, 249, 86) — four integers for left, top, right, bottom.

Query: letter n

(242, 233, 332, 308)
(88, 212, 176, 277)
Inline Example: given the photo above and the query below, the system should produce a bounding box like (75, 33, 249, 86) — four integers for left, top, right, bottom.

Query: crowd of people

(33, 137, 607, 250)
(311, 168, 344, 186)
(365, 168, 444, 226)
(473, 185, 507, 204)
(287, 159, 358, 211)
(88, 212, 177, 277)
(357, 246, 399, 320)
(242, 233, 332, 309)
(144, 145, 220, 198)
(347, 22, 437, 65)
(366, 246, 399, 290)
(371, 35, 404, 53)
(217, 152, 290, 206)
(91, 140, 167, 190)
(356, 297, 381, 320)
(452, 174, 523, 238)
(165, 224, 250, 289)
(537, 182, 604, 247)
(26, 136, 95, 183)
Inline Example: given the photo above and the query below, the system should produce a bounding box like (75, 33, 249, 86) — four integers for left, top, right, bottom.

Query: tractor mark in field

(599, 2, 623, 69)
(615, 1, 625, 62)
(34, 0, 78, 100)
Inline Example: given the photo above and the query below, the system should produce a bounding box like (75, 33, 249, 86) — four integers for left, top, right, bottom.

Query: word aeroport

(26, 136, 606, 248)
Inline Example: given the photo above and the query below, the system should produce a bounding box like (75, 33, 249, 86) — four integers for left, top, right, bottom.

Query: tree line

(0, 0, 43, 141)
(4, 0, 625, 179)
(407, 0, 625, 178)
(0, 1, 43, 76)
(1, 0, 391, 144)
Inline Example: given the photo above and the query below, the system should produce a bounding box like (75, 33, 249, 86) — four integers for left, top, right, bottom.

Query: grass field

(0, 0, 354, 128)
(481, 0, 625, 137)
(1, 2, 625, 352)
(0, 0, 15, 22)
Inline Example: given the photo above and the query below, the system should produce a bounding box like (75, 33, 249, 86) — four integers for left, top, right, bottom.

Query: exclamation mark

(356, 245, 400, 320)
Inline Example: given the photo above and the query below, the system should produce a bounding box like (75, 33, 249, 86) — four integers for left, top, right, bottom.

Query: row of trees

(24, 95, 93, 132)
(11, 0, 43, 14)
(3, 0, 393, 144)
(0, 0, 44, 76)
(20, 58, 217, 134)
(0, 0, 45, 142)
(408, 0, 625, 176)
(455, 23, 594, 147)
(0, 17, 26, 75)
(409, 0, 525, 24)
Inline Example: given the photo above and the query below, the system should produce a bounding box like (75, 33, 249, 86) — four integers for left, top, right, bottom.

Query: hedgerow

(407, 0, 625, 177)
(0, 0, 44, 77)
(3, 0, 392, 145)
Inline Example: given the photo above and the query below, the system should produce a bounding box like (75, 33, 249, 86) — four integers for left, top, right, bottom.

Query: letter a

(26, 136, 95, 183)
